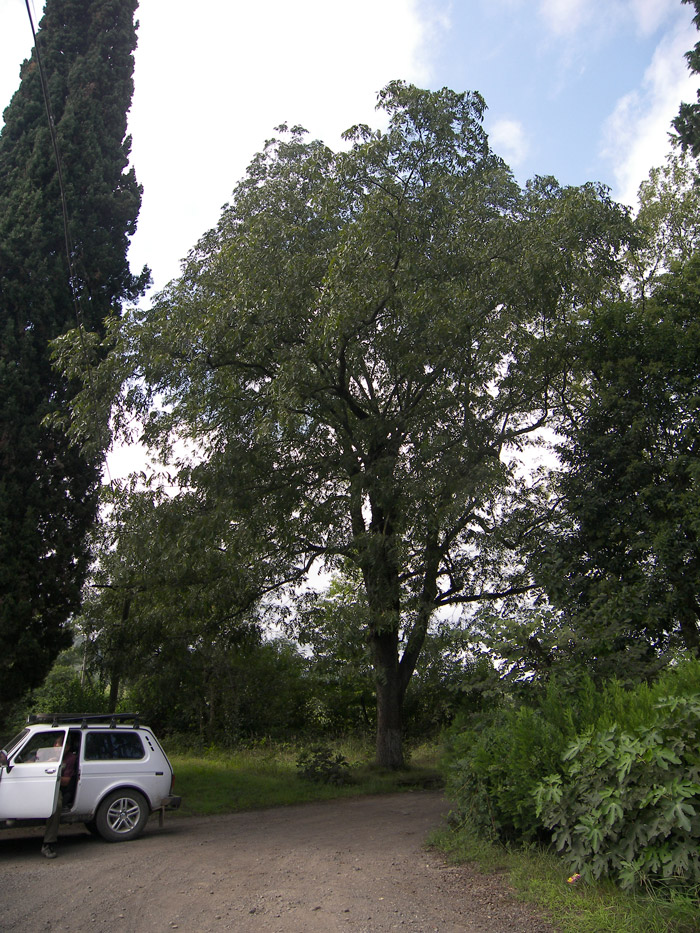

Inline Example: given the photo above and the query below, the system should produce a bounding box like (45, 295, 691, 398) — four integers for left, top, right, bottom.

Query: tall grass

(168, 739, 442, 815)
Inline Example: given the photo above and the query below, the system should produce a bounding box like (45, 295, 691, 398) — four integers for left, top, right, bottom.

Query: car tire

(95, 789, 149, 842)
(84, 819, 100, 836)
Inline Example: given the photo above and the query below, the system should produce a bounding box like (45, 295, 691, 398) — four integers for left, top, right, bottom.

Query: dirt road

(0, 792, 556, 932)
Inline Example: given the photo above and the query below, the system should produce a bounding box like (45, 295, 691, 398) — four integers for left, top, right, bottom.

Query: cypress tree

(0, 0, 146, 705)
(674, 0, 700, 154)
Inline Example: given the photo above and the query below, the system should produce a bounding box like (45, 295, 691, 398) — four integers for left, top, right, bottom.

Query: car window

(14, 731, 65, 764)
(2, 728, 29, 756)
(84, 732, 145, 760)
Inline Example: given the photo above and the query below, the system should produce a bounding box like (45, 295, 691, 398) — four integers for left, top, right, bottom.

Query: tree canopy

(62, 81, 632, 767)
(533, 148, 700, 677)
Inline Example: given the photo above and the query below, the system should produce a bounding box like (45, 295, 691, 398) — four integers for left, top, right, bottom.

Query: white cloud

(538, 0, 591, 36)
(601, 17, 699, 205)
(127, 0, 444, 291)
(537, 0, 680, 39)
(488, 117, 530, 166)
(627, 0, 682, 37)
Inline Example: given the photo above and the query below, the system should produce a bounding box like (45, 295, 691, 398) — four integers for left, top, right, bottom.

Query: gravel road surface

(0, 792, 556, 932)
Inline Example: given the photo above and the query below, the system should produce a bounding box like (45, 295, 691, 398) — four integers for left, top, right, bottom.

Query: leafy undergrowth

(431, 822, 700, 933)
(534, 695, 700, 891)
(168, 740, 442, 816)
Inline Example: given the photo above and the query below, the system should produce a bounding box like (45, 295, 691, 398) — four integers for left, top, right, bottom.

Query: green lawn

(168, 741, 442, 816)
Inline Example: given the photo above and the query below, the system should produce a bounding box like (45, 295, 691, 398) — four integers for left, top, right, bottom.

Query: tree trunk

(358, 478, 408, 770)
(108, 672, 120, 714)
(372, 629, 404, 769)
(679, 609, 700, 658)
(364, 562, 405, 768)
(364, 572, 406, 769)
(108, 594, 131, 713)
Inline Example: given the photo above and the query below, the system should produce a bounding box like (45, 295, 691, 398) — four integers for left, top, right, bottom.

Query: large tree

(61, 82, 630, 767)
(0, 0, 146, 705)
(535, 150, 700, 674)
(536, 293, 700, 675)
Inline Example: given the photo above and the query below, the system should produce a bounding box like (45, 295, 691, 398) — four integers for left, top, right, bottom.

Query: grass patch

(168, 739, 442, 816)
(430, 822, 700, 933)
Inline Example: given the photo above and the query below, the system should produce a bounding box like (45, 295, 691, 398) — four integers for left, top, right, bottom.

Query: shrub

(442, 673, 613, 842)
(445, 702, 569, 842)
(296, 746, 352, 785)
(534, 694, 700, 890)
(443, 660, 700, 855)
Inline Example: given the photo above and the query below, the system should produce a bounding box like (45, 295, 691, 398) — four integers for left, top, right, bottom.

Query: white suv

(0, 713, 181, 842)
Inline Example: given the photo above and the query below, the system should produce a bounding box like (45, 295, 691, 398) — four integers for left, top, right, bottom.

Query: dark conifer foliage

(539, 295, 700, 674)
(0, 0, 146, 703)
(674, 0, 700, 153)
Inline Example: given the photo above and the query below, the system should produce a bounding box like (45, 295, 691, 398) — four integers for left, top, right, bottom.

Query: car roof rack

(26, 713, 141, 730)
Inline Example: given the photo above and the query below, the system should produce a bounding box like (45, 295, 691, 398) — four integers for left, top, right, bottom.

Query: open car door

(0, 730, 65, 820)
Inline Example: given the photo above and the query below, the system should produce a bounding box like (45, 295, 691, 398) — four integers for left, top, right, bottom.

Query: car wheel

(95, 789, 149, 842)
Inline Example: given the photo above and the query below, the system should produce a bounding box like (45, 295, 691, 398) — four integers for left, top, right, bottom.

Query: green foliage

(444, 689, 574, 842)
(628, 149, 700, 297)
(526, 149, 700, 676)
(0, 0, 146, 709)
(535, 694, 700, 891)
(122, 637, 313, 745)
(433, 823, 700, 933)
(59, 80, 631, 769)
(294, 574, 475, 740)
(296, 745, 352, 785)
(0, 642, 109, 736)
(293, 574, 376, 735)
(444, 660, 700, 869)
(673, 0, 700, 155)
(402, 625, 477, 737)
(536, 274, 700, 668)
(29, 666, 108, 719)
(71, 476, 273, 722)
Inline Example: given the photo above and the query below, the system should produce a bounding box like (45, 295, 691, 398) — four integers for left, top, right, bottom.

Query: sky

(1, 0, 699, 296)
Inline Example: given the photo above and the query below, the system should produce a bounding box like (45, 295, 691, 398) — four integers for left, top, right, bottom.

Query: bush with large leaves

(535, 693, 700, 890)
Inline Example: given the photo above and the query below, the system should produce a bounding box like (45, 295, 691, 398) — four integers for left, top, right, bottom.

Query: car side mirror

(0, 750, 10, 771)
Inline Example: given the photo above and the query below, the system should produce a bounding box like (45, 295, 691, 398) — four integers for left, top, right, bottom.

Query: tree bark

(108, 594, 131, 713)
(108, 672, 120, 714)
(361, 498, 406, 769)
(371, 628, 404, 769)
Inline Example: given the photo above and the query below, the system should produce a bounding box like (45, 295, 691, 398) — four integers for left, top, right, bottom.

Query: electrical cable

(23, 0, 114, 484)
(24, 0, 82, 330)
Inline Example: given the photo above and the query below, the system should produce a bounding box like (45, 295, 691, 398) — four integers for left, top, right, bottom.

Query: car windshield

(2, 728, 30, 757)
